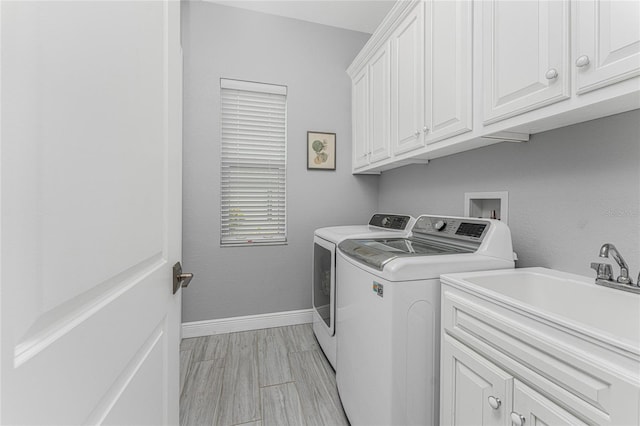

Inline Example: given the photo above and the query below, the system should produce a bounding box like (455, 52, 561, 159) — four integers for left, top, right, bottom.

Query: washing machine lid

(338, 215, 499, 271)
(338, 237, 473, 271)
(314, 214, 415, 243)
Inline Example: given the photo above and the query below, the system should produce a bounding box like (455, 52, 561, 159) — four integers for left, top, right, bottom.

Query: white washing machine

(312, 214, 415, 370)
(336, 214, 515, 426)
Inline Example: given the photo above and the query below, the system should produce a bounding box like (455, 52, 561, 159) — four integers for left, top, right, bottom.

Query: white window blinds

(220, 79, 287, 246)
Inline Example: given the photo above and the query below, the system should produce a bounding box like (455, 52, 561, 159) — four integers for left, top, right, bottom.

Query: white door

(391, 1, 425, 155)
(424, 0, 473, 144)
(1, 1, 183, 425)
(482, 0, 570, 125)
(575, 0, 640, 94)
(368, 42, 392, 164)
(352, 67, 370, 170)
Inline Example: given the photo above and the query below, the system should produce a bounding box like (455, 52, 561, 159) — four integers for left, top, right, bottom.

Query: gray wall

(378, 110, 640, 278)
(181, 2, 377, 322)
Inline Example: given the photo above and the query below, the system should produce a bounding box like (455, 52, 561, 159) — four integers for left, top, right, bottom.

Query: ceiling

(209, 1, 396, 34)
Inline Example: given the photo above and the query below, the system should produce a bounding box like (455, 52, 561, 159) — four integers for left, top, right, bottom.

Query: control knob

(434, 220, 447, 231)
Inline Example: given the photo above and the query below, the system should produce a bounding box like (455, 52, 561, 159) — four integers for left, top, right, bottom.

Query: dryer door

(313, 236, 335, 336)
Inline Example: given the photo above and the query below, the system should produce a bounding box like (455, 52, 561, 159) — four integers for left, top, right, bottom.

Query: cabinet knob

(423, 126, 429, 133)
(510, 412, 526, 426)
(545, 68, 558, 80)
(488, 396, 501, 409)
(575, 55, 590, 68)
(414, 130, 420, 137)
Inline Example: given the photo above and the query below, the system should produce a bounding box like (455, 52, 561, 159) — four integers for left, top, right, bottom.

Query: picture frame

(307, 131, 336, 170)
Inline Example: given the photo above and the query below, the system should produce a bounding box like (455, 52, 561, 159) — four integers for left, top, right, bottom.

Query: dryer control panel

(412, 216, 489, 244)
(369, 214, 412, 230)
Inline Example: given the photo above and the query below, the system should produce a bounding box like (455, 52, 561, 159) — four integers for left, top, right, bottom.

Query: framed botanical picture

(307, 131, 336, 170)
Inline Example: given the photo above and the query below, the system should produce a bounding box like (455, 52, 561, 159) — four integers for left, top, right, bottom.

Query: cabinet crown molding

(347, 0, 421, 78)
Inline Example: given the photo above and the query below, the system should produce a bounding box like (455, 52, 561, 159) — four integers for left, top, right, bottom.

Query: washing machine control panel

(412, 216, 489, 243)
(369, 214, 411, 230)
(433, 220, 447, 231)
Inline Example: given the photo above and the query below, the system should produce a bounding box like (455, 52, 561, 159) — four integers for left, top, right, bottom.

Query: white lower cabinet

(511, 380, 587, 426)
(442, 335, 588, 426)
(441, 334, 511, 426)
(440, 280, 640, 426)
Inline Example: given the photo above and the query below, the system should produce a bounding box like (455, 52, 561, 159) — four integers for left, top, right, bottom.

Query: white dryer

(336, 214, 515, 426)
(313, 214, 415, 370)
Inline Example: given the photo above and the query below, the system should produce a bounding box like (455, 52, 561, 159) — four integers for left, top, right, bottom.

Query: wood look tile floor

(180, 324, 350, 426)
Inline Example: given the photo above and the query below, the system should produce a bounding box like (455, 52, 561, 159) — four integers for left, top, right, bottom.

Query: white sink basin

(442, 267, 640, 347)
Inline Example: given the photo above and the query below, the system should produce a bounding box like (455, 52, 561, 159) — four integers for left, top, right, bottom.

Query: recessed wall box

(464, 191, 508, 224)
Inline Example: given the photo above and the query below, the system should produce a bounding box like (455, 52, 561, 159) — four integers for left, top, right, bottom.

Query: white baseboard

(181, 308, 314, 339)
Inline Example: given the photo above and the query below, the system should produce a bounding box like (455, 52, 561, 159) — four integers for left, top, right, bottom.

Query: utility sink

(442, 267, 640, 347)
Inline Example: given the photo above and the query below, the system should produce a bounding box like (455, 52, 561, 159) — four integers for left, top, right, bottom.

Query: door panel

(482, 0, 570, 124)
(352, 68, 369, 169)
(1, 1, 182, 424)
(391, 2, 425, 155)
(440, 335, 512, 426)
(369, 42, 392, 164)
(512, 380, 588, 426)
(575, 0, 640, 94)
(424, 0, 473, 143)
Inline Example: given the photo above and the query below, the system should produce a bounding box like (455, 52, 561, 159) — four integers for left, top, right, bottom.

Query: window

(220, 79, 287, 246)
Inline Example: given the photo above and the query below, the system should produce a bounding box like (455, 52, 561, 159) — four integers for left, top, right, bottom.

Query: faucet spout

(599, 243, 632, 284)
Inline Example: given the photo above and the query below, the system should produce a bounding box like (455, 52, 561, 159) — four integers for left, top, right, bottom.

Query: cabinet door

(482, 0, 570, 125)
(368, 42, 392, 164)
(441, 335, 512, 426)
(352, 67, 369, 170)
(391, 2, 425, 155)
(424, 0, 473, 144)
(510, 380, 588, 426)
(575, 0, 640, 94)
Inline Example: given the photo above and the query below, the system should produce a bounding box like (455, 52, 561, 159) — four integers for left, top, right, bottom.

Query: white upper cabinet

(347, 0, 639, 174)
(482, 0, 570, 124)
(352, 67, 369, 170)
(424, 0, 473, 144)
(391, 2, 425, 155)
(574, 0, 640, 94)
(369, 42, 392, 163)
(391, 0, 474, 155)
(352, 42, 392, 171)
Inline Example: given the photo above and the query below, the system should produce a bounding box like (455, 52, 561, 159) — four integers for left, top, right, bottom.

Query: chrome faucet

(598, 243, 632, 284)
(590, 243, 639, 294)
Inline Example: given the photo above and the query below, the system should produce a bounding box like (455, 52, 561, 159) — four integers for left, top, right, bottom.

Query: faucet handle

(617, 275, 633, 285)
(590, 262, 613, 281)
